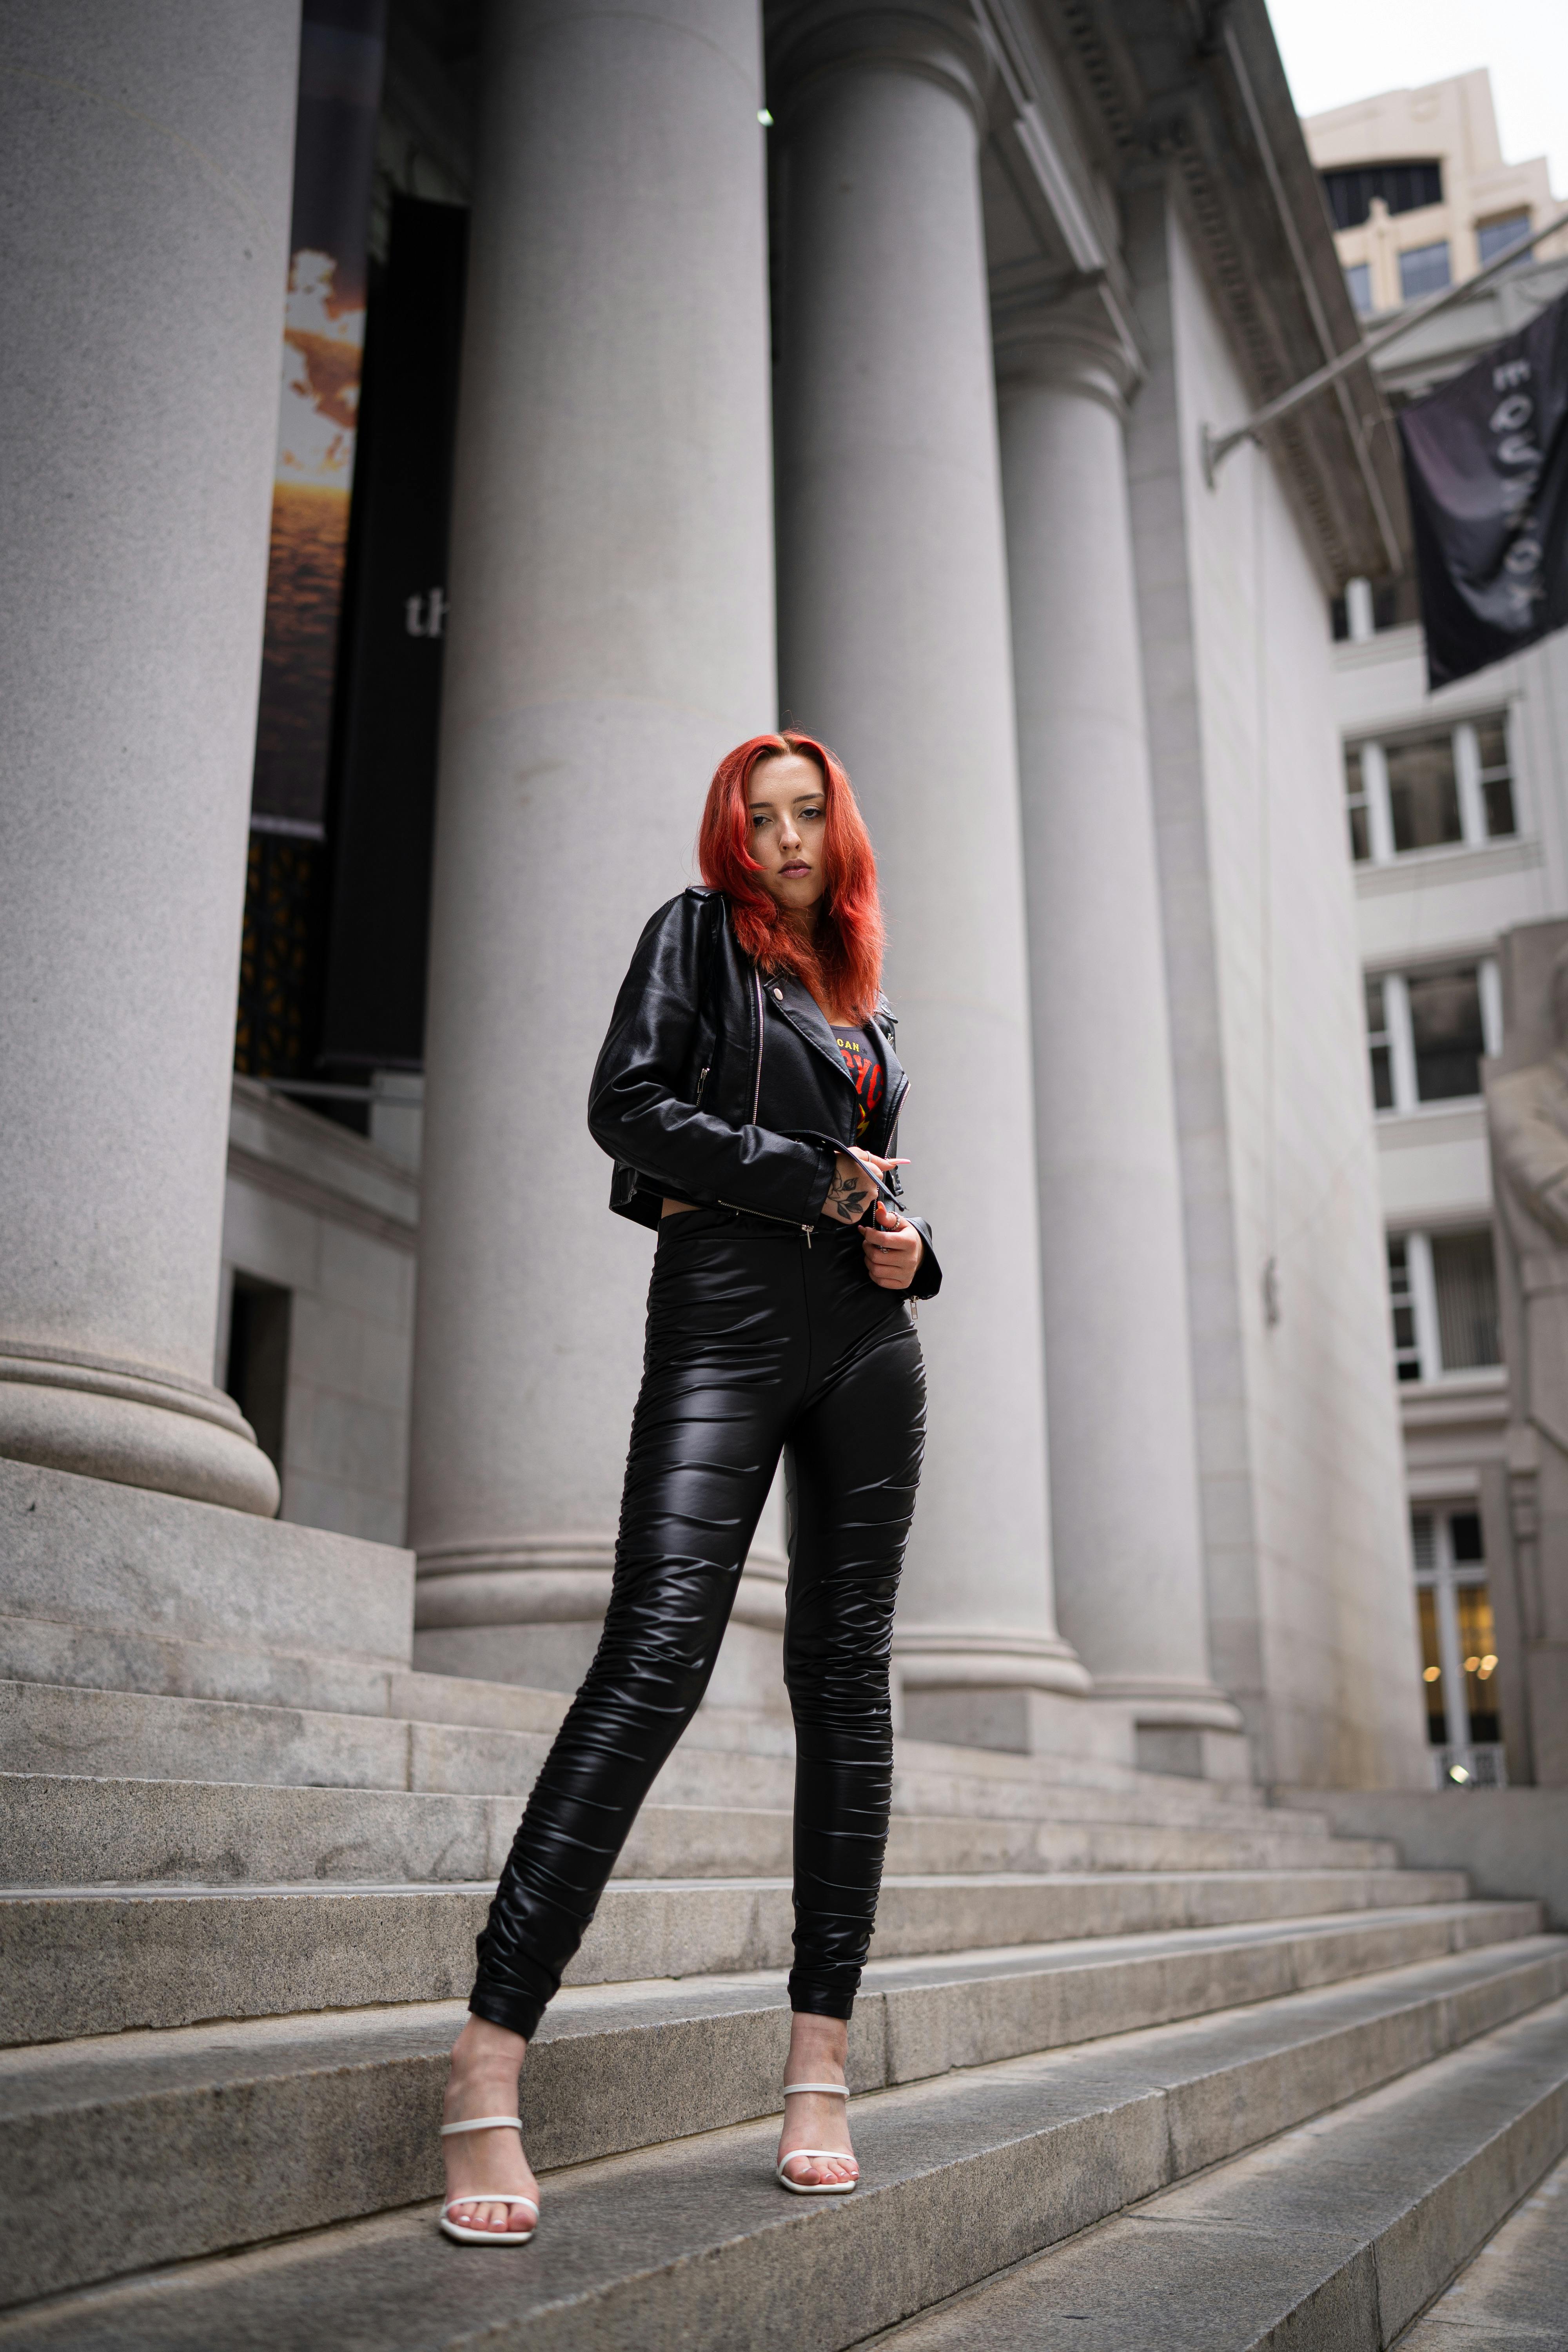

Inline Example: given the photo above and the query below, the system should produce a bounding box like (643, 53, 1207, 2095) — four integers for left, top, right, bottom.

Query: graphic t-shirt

(831, 1023, 886, 1145)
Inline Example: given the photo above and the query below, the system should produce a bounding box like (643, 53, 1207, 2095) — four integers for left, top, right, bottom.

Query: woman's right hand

(821, 1149, 906, 1227)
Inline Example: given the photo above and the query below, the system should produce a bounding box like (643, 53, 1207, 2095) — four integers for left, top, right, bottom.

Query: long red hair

(698, 732, 884, 1023)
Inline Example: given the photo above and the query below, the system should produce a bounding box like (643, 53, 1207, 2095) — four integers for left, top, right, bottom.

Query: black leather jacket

(588, 887, 941, 1299)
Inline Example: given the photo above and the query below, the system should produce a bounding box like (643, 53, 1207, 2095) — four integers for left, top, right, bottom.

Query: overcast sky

(1267, 0, 1567, 200)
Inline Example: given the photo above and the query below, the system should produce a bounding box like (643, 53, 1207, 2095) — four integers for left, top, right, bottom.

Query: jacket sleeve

(903, 1215, 942, 1300)
(588, 892, 838, 1225)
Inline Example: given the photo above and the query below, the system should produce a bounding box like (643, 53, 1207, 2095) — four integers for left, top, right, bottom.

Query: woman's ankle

(447, 2012, 528, 2102)
(785, 2011, 849, 2081)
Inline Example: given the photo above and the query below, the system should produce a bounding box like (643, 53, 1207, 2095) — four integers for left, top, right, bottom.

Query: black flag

(1399, 288, 1568, 690)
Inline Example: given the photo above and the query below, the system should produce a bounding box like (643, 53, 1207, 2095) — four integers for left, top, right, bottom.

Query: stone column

(996, 308, 1244, 1774)
(407, 0, 782, 1699)
(0, 2, 297, 1517)
(770, 2, 1089, 1751)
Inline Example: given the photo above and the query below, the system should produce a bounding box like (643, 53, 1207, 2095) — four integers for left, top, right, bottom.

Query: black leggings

(468, 1207, 927, 2040)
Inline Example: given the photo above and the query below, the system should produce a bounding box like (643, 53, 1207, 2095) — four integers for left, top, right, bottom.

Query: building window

(1343, 715, 1517, 864)
(1387, 730, 1463, 851)
(1330, 576, 1423, 641)
(1322, 160, 1443, 230)
(1475, 714, 1517, 837)
(1431, 1230, 1501, 1369)
(1345, 748, 1371, 862)
(1408, 965, 1486, 1100)
(1365, 964, 1501, 1112)
(1385, 1226, 1501, 1379)
(1400, 240, 1452, 301)
(1345, 261, 1374, 315)
(1366, 975, 1396, 1110)
(1387, 1236, 1423, 1379)
(1476, 211, 1531, 269)
(1410, 1506, 1506, 1786)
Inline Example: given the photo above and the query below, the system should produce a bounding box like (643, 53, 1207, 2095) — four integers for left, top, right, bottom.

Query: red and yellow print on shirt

(830, 1024, 885, 1144)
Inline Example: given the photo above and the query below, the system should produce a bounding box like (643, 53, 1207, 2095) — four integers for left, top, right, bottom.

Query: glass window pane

(1431, 1231, 1501, 1369)
(1483, 775, 1517, 837)
(1386, 732, 1462, 851)
(1450, 1510, 1485, 1564)
(1371, 1044, 1395, 1111)
(1400, 240, 1452, 300)
(1348, 805, 1370, 861)
(1410, 1511, 1436, 1570)
(1477, 213, 1530, 269)
(1408, 966, 1483, 1100)
(1474, 716, 1509, 773)
(1417, 1584, 1446, 1743)
(1454, 1581, 1501, 1742)
(1365, 975, 1386, 1034)
(1345, 261, 1374, 314)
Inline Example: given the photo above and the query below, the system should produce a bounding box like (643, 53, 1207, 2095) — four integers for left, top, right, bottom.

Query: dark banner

(250, 0, 387, 833)
(1400, 288, 1568, 690)
(318, 195, 470, 1069)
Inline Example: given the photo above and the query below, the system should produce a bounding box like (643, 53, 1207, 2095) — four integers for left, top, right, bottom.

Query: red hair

(698, 732, 884, 1022)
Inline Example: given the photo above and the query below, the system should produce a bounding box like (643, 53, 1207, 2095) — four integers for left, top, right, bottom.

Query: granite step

(0, 1771, 1391, 1892)
(0, 1681, 1307, 1833)
(867, 1998, 1568, 2350)
(1396, 2143, 1568, 2348)
(0, 1864, 1476, 2045)
(5, 1951, 1563, 2345)
(0, 1905, 1544, 2306)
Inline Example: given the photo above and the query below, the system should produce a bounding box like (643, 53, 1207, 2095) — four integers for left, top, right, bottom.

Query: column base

(412, 1539, 793, 1717)
(894, 1627, 1097, 1755)
(0, 1342, 278, 1517)
(1089, 1675, 1251, 1784)
(1, 1456, 411, 1712)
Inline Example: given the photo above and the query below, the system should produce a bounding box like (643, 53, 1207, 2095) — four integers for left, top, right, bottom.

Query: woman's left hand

(862, 1198, 924, 1290)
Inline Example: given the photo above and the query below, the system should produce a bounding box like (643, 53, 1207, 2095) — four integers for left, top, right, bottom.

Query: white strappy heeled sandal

(438, 2116, 539, 2245)
(776, 2081, 859, 2195)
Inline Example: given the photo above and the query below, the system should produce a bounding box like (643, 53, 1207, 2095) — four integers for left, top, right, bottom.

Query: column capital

(767, 0, 991, 133)
(992, 290, 1141, 417)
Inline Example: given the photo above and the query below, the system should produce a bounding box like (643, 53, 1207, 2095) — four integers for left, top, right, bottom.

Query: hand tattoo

(827, 1170, 870, 1222)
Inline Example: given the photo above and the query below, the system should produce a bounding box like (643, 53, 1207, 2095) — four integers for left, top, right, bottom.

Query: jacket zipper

(717, 1196, 815, 1244)
(751, 970, 764, 1124)
(738, 982, 808, 1241)
(695, 1064, 710, 1106)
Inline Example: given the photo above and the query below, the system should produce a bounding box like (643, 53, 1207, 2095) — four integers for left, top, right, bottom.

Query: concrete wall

(1277, 1786, 1568, 1929)
(1127, 187, 1428, 1789)
(220, 1085, 417, 1547)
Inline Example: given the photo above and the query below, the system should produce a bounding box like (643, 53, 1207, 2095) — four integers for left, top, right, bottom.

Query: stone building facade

(3, 0, 1429, 1795)
(1303, 72, 1568, 1788)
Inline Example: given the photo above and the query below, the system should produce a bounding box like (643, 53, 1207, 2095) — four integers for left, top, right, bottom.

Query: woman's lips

(780, 862, 811, 876)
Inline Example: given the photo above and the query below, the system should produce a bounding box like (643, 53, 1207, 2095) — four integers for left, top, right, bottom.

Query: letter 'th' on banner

(1399, 289, 1568, 691)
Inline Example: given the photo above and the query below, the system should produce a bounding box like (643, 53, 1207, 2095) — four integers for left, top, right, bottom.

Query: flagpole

(1201, 205, 1568, 490)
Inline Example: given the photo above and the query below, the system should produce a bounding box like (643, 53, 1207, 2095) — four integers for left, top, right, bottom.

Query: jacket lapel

(765, 971, 859, 1091)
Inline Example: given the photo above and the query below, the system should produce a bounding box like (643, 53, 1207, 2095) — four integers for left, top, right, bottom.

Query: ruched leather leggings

(468, 1207, 927, 2041)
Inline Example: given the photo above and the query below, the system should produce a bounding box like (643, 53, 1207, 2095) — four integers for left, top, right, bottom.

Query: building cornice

(1029, 0, 1411, 586)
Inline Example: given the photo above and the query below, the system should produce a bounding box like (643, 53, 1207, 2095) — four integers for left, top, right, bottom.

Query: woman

(438, 731, 940, 2243)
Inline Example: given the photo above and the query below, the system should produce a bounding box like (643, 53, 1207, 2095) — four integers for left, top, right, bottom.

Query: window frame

(1399, 239, 1452, 301)
(1345, 714, 1517, 868)
(1385, 1223, 1503, 1381)
(1410, 1505, 1506, 1784)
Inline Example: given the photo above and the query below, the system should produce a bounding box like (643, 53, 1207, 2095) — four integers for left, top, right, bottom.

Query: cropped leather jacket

(588, 887, 941, 1299)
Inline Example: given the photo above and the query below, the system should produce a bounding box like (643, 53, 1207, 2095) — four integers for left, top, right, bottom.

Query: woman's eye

(751, 812, 772, 828)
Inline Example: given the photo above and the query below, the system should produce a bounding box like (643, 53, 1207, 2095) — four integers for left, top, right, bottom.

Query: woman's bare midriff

(661, 1198, 699, 1217)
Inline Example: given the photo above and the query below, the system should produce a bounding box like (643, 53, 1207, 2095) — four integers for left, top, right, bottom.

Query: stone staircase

(2, 1461, 1566, 2345)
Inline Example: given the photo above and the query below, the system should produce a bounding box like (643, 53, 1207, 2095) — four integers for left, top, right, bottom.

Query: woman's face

(747, 753, 828, 916)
